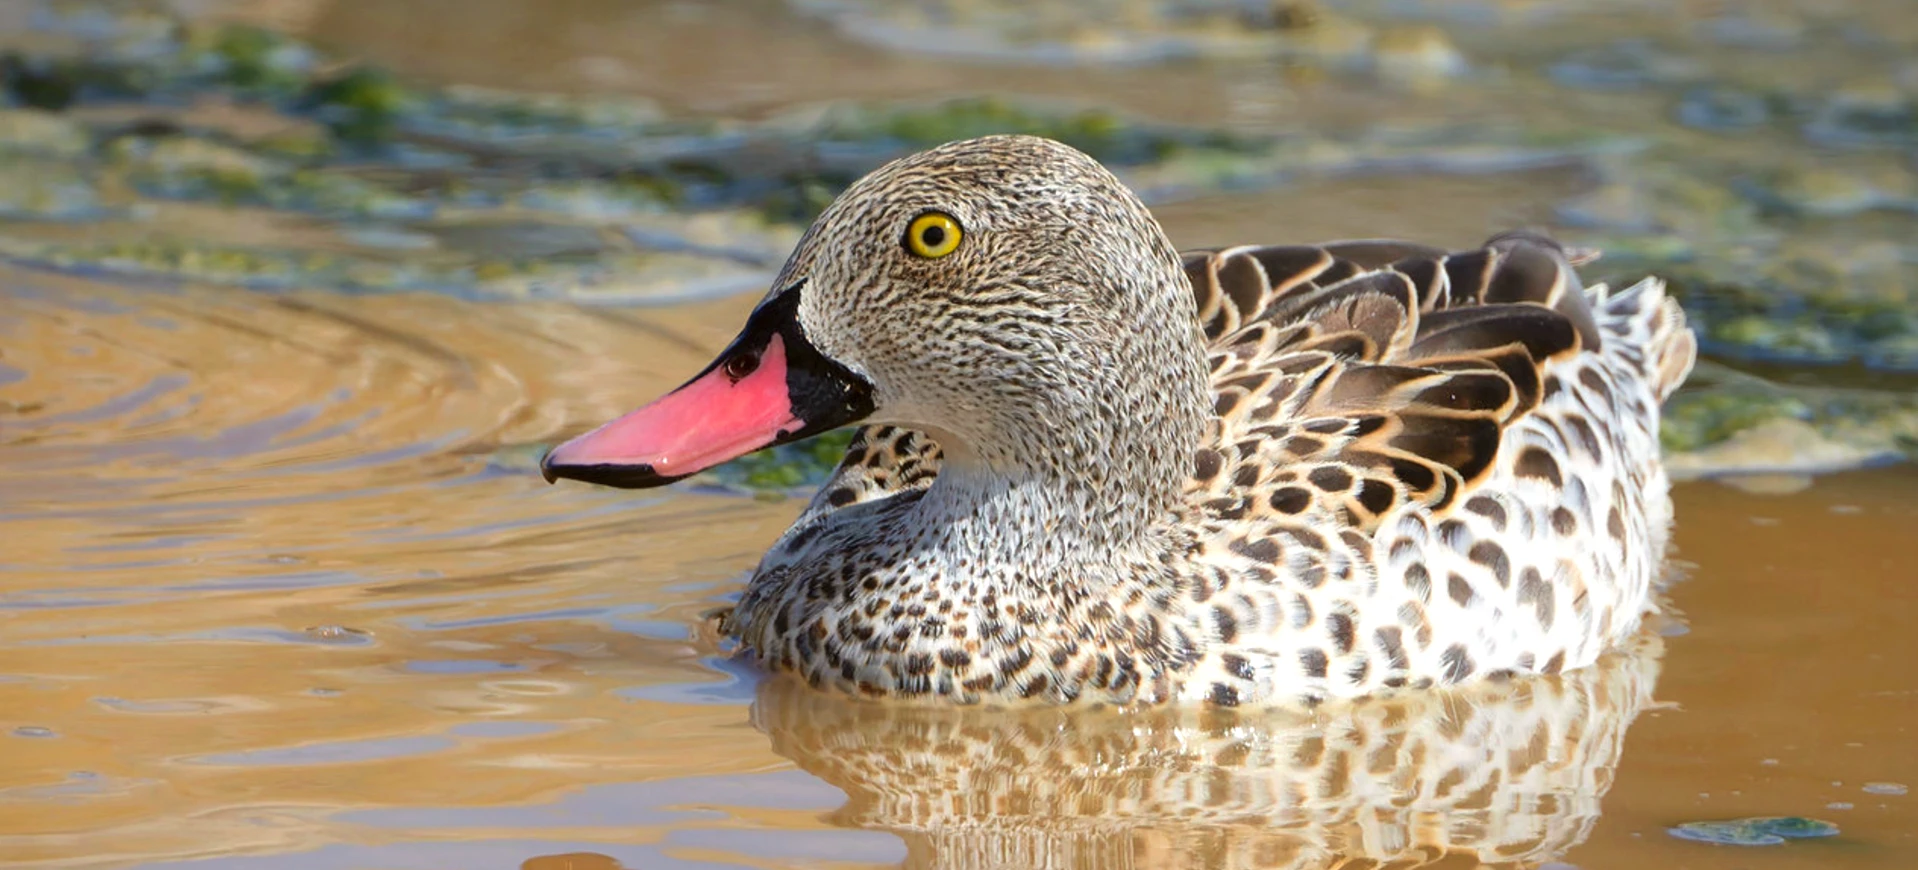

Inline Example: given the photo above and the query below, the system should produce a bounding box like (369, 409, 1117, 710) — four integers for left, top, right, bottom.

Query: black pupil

(919, 224, 946, 248)
(724, 351, 759, 379)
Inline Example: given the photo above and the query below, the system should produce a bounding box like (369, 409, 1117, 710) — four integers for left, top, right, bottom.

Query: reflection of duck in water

(544, 135, 1695, 706)
(754, 634, 1663, 869)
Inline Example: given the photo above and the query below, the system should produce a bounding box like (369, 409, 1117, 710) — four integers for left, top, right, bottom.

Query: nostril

(723, 351, 761, 380)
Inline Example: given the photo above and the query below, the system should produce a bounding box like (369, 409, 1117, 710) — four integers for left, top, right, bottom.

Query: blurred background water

(0, 1, 1913, 868)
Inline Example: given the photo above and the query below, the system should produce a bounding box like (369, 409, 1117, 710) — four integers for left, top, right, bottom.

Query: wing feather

(804, 232, 1605, 533)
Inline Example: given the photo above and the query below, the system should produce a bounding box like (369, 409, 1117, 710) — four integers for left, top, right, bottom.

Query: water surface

(2, 1, 1915, 868)
(5, 236, 1913, 870)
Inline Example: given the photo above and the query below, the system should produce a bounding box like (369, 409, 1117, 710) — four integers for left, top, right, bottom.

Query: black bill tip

(539, 451, 689, 489)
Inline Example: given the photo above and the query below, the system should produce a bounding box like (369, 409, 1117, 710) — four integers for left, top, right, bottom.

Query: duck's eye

(904, 212, 963, 259)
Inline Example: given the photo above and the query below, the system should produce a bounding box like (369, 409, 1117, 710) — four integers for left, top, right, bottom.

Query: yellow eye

(904, 212, 963, 259)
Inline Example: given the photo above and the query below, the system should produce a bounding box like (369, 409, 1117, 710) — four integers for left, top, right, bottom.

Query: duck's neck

(910, 459, 1172, 575)
(909, 326, 1213, 573)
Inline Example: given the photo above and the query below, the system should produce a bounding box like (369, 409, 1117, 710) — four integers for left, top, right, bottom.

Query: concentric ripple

(0, 264, 819, 867)
(0, 261, 747, 564)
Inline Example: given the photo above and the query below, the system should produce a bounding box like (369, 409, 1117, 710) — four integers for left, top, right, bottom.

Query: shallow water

(4, 262, 1915, 869)
(3, 1, 1917, 868)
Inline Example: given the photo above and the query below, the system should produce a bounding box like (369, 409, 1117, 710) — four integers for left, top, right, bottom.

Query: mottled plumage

(567, 134, 1697, 707)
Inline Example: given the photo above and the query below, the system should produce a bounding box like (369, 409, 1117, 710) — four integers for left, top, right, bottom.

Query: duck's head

(542, 134, 1207, 491)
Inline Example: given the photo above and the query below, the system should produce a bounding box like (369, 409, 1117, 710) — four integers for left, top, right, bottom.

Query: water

(3, 1, 1916, 868)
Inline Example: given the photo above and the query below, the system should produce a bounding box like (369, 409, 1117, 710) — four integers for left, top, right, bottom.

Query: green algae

(0, 9, 1322, 304)
(811, 97, 1258, 167)
(401, 86, 723, 159)
(1661, 387, 1813, 455)
(38, 240, 351, 290)
(202, 25, 315, 98)
(1591, 245, 1918, 373)
(106, 133, 431, 218)
(3, 0, 1918, 486)
(1660, 361, 1918, 478)
(0, 14, 788, 300)
(1668, 816, 1840, 846)
(0, 158, 105, 220)
(697, 429, 859, 495)
(1, 11, 317, 109)
(0, 109, 91, 158)
(491, 428, 856, 497)
(789, 0, 1377, 66)
(755, 169, 860, 225)
(0, 5, 1669, 308)
(299, 67, 415, 146)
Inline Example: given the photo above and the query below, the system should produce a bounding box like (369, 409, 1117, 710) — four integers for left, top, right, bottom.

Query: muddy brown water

(6, 228, 1915, 870)
(4, 2, 1918, 869)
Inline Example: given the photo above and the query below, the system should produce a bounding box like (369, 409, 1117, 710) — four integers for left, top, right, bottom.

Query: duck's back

(1175, 232, 1695, 704)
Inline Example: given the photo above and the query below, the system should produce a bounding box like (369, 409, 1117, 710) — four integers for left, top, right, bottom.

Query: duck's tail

(1586, 276, 1697, 404)
(1478, 231, 1696, 404)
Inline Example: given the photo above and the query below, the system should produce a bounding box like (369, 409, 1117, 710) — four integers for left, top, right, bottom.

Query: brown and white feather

(719, 135, 1695, 707)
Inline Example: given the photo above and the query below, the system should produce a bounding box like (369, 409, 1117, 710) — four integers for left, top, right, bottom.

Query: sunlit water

(3, 1, 1917, 869)
(6, 239, 1915, 870)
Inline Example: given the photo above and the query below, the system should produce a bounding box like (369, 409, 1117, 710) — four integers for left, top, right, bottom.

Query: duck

(541, 134, 1697, 707)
